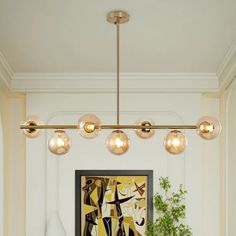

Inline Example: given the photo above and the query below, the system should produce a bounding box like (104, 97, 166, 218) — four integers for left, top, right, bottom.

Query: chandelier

(20, 11, 222, 156)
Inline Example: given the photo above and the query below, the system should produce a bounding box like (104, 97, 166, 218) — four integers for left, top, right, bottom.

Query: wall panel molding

(26, 93, 203, 236)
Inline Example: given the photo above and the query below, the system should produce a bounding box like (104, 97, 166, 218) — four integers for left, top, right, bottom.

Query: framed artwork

(75, 170, 153, 236)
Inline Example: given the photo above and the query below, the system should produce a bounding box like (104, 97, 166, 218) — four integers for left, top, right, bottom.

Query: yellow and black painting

(80, 175, 148, 236)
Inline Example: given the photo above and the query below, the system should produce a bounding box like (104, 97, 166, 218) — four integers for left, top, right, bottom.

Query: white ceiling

(0, 0, 236, 73)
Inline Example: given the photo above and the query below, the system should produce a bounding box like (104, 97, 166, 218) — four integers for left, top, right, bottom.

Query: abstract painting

(75, 170, 153, 236)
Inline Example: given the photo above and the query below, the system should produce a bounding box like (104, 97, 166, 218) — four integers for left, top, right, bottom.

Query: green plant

(147, 177, 192, 236)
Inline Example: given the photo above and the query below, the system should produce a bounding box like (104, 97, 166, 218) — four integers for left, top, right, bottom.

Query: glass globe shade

(196, 116, 221, 140)
(106, 130, 130, 155)
(164, 130, 187, 155)
(48, 130, 71, 155)
(78, 114, 101, 138)
(135, 118, 155, 139)
(21, 116, 43, 138)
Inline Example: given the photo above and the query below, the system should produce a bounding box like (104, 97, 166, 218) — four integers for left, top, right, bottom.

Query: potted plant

(147, 177, 192, 236)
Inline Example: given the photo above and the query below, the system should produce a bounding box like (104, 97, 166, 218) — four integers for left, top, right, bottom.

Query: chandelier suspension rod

(116, 20, 120, 125)
(20, 124, 197, 130)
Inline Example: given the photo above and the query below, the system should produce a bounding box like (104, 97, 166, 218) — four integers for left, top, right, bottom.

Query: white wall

(26, 92, 221, 236)
(0, 109, 3, 236)
(0, 88, 7, 236)
(0, 89, 26, 236)
(201, 95, 221, 236)
(7, 97, 26, 236)
(221, 78, 236, 236)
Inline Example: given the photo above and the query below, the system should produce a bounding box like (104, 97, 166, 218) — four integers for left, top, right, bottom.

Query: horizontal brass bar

(20, 125, 77, 129)
(20, 124, 197, 130)
(101, 125, 197, 130)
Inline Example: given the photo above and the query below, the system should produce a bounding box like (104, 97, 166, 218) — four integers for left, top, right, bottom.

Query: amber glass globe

(48, 130, 71, 155)
(164, 130, 187, 155)
(21, 116, 43, 138)
(196, 116, 221, 140)
(135, 118, 155, 139)
(106, 130, 130, 155)
(78, 114, 101, 138)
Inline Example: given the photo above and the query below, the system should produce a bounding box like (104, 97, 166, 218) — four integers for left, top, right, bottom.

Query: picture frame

(75, 170, 153, 236)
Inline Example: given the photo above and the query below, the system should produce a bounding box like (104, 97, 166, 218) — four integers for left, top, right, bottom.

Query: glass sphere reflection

(135, 118, 155, 139)
(21, 116, 43, 138)
(78, 114, 101, 138)
(106, 130, 130, 155)
(196, 116, 221, 140)
(164, 130, 187, 155)
(48, 130, 71, 155)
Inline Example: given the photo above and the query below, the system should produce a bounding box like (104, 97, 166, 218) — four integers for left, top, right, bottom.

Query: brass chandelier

(20, 11, 221, 156)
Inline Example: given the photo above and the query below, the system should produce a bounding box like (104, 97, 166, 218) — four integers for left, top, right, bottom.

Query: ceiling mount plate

(107, 11, 129, 24)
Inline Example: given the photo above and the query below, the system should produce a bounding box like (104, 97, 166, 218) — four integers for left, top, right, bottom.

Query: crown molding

(0, 52, 13, 91)
(0, 50, 224, 94)
(217, 42, 236, 91)
(4, 42, 236, 93)
(11, 72, 219, 93)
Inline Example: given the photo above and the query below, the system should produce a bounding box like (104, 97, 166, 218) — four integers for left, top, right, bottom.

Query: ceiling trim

(0, 52, 13, 91)
(11, 73, 219, 93)
(4, 45, 236, 93)
(218, 42, 236, 91)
